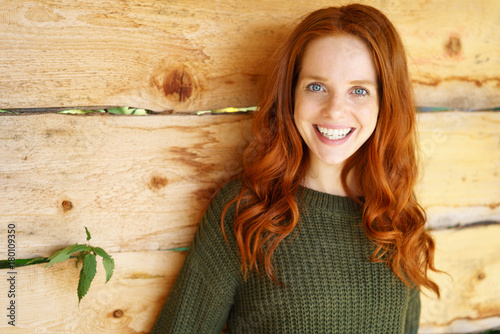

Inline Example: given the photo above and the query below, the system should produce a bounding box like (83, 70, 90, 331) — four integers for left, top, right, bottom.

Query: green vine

(58, 106, 147, 115)
(0, 227, 114, 304)
(0, 106, 258, 115)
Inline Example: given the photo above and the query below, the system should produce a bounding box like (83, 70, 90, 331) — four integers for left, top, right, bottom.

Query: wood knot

(61, 200, 73, 211)
(113, 309, 124, 318)
(25, 6, 65, 23)
(163, 69, 194, 102)
(445, 35, 461, 58)
(149, 175, 168, 190)
(477, 272, 486, 280)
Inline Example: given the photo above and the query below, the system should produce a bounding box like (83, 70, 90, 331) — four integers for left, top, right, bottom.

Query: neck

(302, 155, 348, 196)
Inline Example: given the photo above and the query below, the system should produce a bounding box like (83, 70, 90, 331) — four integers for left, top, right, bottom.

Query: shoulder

(213, 178, 243, 203)
(205, 178, 242, 212)
(199, 178, 243, 237)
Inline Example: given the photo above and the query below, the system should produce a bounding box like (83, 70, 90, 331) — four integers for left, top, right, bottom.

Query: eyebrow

(299, 75, 327, 82)
(349, 80, 377, 87)
(299, 75, 377, 87)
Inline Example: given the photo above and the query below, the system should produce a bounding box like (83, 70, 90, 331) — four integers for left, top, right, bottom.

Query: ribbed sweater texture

(152, 180, 421, 333)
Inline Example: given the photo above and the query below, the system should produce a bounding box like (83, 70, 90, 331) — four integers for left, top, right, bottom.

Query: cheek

(293, 97, 307, 125)
(294, 97, 316, 124)
(363, 105, 379, 134)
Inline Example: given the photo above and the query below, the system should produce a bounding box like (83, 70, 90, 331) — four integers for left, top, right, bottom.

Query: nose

(321, 93, 346, 118)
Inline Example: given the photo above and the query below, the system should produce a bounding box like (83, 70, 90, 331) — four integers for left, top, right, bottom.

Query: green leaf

(45, 244, 90, 268)
(102, 257, 115, 283)
(85, 226, 91, 241)
(47, 244, 76, 261)
(106, 107, 147, 115)
(46, 249, 64, 261)
(107, 107, 128, 114)
(83, 253, 97, 282)
(68, 244, 91, 256)
(77, 267, 92, 303)
(58, 109, 102, 114)
(130, 108, 147, 115)
(94, 247, 115, 283)
(93, 247, 111, 260)
(94, 247, 114, 282)
(45, 244, 78, 267)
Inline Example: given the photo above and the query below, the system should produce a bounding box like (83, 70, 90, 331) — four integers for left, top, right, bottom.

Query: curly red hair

(223, 4, 440, 297)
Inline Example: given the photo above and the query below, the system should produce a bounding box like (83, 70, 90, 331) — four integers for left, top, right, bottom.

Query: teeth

(317, 126, 351, 140)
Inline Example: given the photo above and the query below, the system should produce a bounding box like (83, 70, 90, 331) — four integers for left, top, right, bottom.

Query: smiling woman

(152, 4, 441, 333)
(294, 34, 379, 195)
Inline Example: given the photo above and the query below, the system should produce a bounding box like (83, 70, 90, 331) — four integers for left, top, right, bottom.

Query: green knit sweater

(152, 180, 421, 333)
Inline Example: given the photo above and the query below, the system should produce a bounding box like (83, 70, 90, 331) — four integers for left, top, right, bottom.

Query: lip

(316, 123, 352, 129)
(314, 124, 355, 145)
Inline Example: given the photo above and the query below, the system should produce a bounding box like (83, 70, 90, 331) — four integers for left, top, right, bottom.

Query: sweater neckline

(297, 185, 361, 215)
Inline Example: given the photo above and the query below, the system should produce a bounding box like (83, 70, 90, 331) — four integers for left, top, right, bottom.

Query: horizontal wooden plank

(0, 112, 498, 259)
(0, 113, 254, 258)
(416, 111, 500, 228)
(420, 223, 500, 333)
(0, 251, 185, 332)
(0, 0, 498, 111)
(0, 224, 498, 332)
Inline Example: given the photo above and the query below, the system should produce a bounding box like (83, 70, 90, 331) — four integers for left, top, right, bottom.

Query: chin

(316, 154, 348, 166)
(324, 159, 347, 166)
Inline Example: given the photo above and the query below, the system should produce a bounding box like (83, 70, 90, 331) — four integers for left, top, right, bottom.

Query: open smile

(316, 126, 353, 140)
(315, 125, 355, 144)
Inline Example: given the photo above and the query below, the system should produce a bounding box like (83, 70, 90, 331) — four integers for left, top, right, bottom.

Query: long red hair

(223, 4, 440, 297)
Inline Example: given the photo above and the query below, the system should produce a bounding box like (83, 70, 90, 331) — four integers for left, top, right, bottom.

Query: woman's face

(294, 34, 379, 168)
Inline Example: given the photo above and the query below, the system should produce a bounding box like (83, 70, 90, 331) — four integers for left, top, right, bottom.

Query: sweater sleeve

(151, 181, 242, 334)
(404, 286, 421, 334)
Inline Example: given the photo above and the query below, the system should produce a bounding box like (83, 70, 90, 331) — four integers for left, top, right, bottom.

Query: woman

(152, 4, 440, 333)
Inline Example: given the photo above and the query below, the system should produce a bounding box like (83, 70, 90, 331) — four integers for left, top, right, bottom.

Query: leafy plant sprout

(1, 227, 114, 304)
(45, 227, 115, 303)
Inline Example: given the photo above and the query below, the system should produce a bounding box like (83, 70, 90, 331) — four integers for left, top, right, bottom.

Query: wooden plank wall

(1, 0, 499, 112)
(0, 0, 498, 333)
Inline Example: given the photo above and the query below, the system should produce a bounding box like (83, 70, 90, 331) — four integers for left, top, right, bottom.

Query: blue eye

(307, 83, 323, 92)
(353, 87, 368, 96)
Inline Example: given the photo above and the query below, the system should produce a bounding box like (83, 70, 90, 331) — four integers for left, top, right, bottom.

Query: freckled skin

(294, 35, 379, 195)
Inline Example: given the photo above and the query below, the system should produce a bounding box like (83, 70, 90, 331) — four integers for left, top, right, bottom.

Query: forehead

(298, 34, 377, 81)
